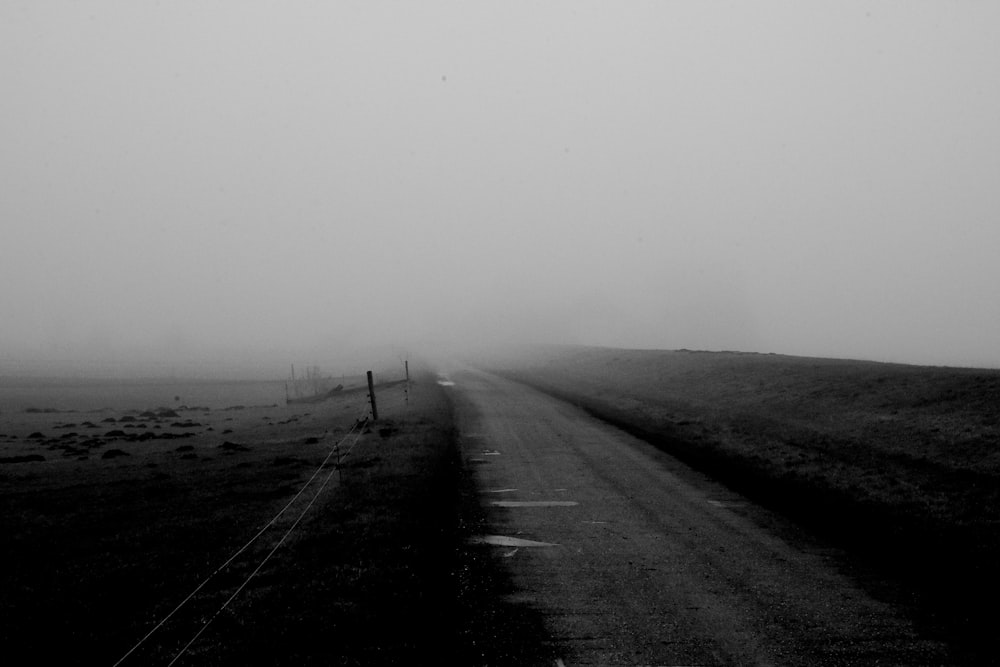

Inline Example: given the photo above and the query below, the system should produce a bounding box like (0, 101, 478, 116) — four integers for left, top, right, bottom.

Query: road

(446, 368, 952, 666)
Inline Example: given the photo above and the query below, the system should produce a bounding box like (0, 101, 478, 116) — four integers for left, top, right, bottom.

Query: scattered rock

(175, 444, 195, 452)
(102, 449, 129, 459)
(350, 456, 381, 469)
(105, 430, 127, 438)
(0, 454, 45, 464)
(272, 456, 304, 466)
(304, 437, 321, 444)
(27, 432, 45, 440)
(220, 441, 250, 452)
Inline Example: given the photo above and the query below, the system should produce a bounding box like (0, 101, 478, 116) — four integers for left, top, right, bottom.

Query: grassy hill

(487, 345, 1000, 663)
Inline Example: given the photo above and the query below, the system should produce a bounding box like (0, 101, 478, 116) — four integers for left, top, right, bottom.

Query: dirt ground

(0, 371, 519, 665)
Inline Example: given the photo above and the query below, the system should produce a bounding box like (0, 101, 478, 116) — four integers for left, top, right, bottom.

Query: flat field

(0, 371, 529, 665)
(489, 345, 1000, 662)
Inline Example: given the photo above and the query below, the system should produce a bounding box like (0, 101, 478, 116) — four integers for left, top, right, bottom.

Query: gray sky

(3, 1, 999, 376)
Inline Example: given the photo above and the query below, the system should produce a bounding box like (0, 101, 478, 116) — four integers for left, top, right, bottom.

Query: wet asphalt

(447, 368, 953, 666)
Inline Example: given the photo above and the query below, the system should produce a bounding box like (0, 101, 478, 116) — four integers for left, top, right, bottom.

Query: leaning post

(366, 370, 379, 421)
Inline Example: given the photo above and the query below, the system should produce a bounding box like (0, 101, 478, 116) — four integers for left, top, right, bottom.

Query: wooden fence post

(367, 370, 379, 421)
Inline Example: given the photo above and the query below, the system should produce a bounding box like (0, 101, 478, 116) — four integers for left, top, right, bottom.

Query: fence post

(367, 370, 379, 421)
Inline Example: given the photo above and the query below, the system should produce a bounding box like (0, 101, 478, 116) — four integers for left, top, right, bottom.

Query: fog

(3, 2, 999, 377)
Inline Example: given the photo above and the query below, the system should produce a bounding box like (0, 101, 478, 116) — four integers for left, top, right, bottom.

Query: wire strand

(167, 427, 366, 665)
(112, 417, 367, 666)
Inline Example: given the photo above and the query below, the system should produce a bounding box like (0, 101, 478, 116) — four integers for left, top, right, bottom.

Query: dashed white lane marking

(437, 380, 455, 387)
(491, 500, 579, 508)
(468, 535, 558, 547)
(482, 449, 502, 456)
(707, 499, 743, 508)
(483, 488, 519, 493)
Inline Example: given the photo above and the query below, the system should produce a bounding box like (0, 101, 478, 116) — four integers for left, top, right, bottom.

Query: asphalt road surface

(446, 368, 952, 666)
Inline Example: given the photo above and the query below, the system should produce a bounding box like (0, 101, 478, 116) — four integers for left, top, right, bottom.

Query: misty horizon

(3, 2, 999, 376)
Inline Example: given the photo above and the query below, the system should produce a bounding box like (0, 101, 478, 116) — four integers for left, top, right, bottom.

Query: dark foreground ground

(484, 345, 1000, 665)
(4, 347, 999, 664)
(0, 370, 547, 665)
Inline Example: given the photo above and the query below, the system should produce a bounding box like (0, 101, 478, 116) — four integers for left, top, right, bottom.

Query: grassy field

(0, 369, 549, 665)
(487, 345, 1000, 663)
(10, 346, 993, 662)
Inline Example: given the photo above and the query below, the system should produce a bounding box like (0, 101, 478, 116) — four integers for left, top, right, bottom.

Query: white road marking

(483, 488, 519, 493)
(482, 449, 502, 455)
(708, 499, 743, 508)
(491, 500, 579, 508)
(468, 535, 558, 547)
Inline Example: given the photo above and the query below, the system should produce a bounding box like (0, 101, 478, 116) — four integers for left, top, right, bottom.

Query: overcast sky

(2, 1, 999, 376)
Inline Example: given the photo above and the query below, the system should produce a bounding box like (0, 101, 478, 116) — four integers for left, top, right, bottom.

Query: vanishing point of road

(445, 368, 952, 666)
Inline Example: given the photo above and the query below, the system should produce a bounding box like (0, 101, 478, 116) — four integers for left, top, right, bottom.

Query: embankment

(487, 345, 1000, 664)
